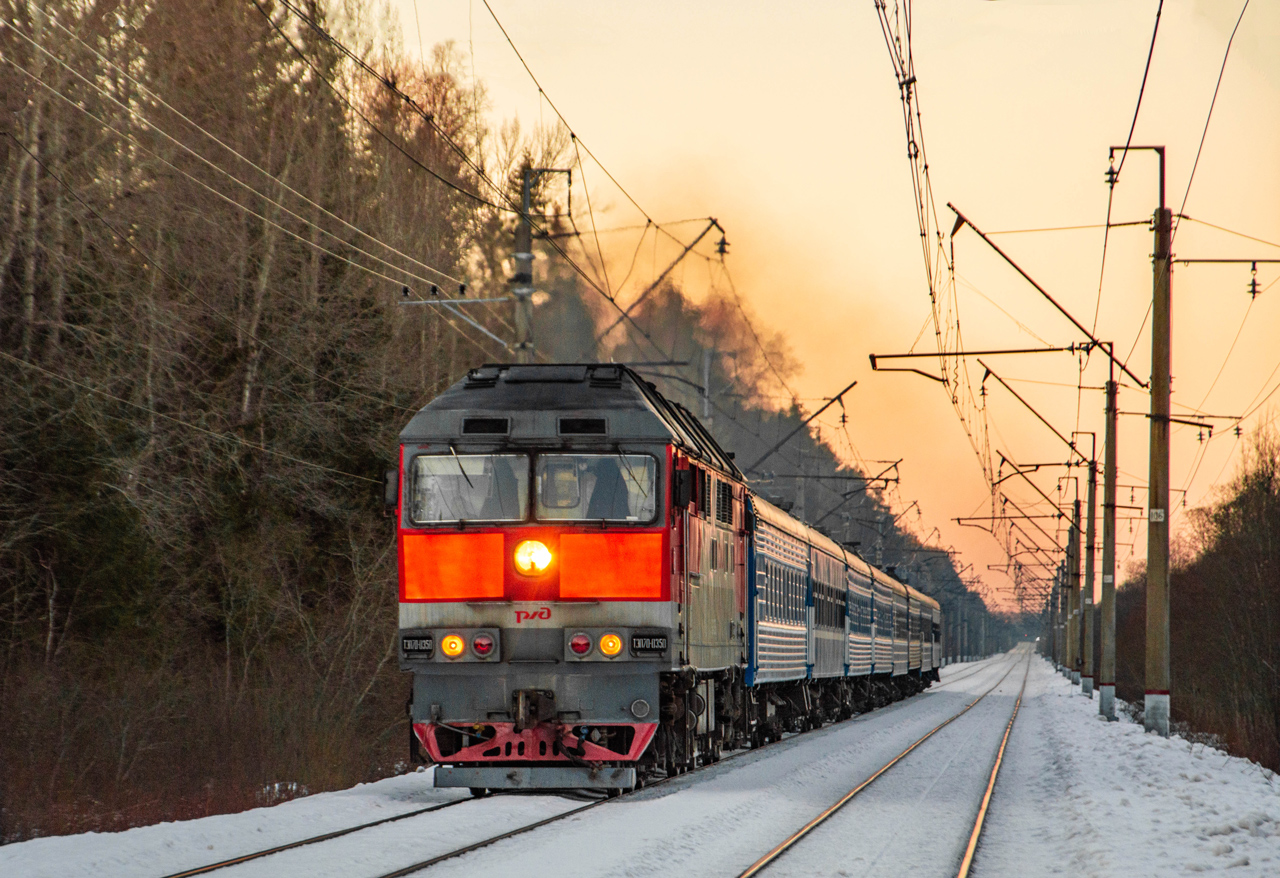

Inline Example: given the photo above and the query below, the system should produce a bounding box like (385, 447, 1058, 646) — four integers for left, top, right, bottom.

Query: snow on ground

(981, 657, 1280, 877)
(5, 650, 1278, 878)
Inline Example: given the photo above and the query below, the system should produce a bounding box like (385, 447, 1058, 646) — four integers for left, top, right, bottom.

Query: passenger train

(389, 363, 941, 792)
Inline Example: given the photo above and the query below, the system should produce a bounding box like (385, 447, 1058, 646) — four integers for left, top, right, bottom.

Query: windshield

(410, 454, 529, 524)
(536, 454, 657, 522)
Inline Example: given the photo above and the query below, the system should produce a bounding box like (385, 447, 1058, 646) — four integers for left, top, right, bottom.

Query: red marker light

(472, 633, 495, 657)
(569, 633, 592, 656)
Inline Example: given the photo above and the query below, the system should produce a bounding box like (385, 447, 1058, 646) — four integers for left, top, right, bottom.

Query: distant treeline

(0, 1, 999, 840)
(1108, 428, 1280, 770)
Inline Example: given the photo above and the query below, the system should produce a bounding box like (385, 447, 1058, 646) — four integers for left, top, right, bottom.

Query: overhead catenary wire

(1, 59, 511, 357)
(478, 0, 693, 253)
(1095, 0, 1164, 339)
(266, 0, 689, 363)
(1174, 0, 1252, 241)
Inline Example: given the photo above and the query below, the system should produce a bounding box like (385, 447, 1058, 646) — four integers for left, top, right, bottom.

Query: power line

(2, 60, 509, 357)
(1195, 296, 1253, 411)
(477, 0, 691, 253)
(1174, 0, 1251, 239)
(1096, 0, 1165, 335)
(4, 24, 488, 317)
(36, 13, 467, 289)
(266, 0, 684, 362)
(1179, 214, 1280, 250)
(0, 350, 379, 485)
(0, 122, 495, 420)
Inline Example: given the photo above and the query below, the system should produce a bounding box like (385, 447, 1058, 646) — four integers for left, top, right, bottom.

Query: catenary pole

(513, 169, 535, 363)
(1100, 376, 1119, 719)
(1083, 451, 1097, 698)
(1146, 153, 1173, 736)
(1064, 501, 1075, 686)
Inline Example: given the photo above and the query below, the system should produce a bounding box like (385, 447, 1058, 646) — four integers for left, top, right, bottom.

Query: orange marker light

(599, 633, 623, 657)
(440, 634, 466, 658)
(514, 540, 553, 575)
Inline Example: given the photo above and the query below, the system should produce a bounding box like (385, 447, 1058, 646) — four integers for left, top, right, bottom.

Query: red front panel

(414, 721, 657, 764)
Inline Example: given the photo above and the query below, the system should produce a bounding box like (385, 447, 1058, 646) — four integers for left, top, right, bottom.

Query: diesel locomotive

(390, 363, 941, 793)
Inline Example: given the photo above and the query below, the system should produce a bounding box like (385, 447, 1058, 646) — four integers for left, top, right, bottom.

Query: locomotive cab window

(409, 454, 529, 524)
(535, 454, 657, 523)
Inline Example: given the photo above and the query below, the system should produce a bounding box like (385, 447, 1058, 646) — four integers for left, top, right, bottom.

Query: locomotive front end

(395, 364, 678, 792)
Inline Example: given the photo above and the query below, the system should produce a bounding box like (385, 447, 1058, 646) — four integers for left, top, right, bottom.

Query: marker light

(514, 540, 553, 575)
(471, 633, 495, 657)
(599, 633, 623, 657)
(569, 633, 593, 656)
(440, 634, 466, 658)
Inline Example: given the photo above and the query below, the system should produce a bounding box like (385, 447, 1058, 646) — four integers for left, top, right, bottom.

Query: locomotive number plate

(630, 634, 668, 656)
(402, 635, 435, 658)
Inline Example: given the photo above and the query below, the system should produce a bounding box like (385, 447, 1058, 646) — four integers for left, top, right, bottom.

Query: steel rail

(369, 668, 951, 877)
(158, 797, 471, 878)
(955, 657, 1032, 878)
(735, 651, 1028, 877)
(929, 653, 1010, 690)
(161, 664, 961, 878)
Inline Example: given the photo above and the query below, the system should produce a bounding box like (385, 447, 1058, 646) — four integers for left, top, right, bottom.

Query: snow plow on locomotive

(390, 363, 941, 793)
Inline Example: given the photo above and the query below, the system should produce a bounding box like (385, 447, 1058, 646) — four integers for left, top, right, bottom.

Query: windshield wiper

(448, 444, 474, 489)
(615, 451, 649, 498)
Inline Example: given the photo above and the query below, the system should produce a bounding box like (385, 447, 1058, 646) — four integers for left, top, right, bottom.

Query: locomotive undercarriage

(637, 666, 938, 784)
(410, 663, 940, 791)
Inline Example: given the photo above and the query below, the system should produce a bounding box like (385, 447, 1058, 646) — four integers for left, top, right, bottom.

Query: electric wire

(266, 0, 681, 361)
(1195, 297, 1253, 411)
(0, 350, 378, 485)
(572, 135, 612, 296)
(477, 0, 691, 252)
(3, 24, 493, 325)
(261, 0, 512, 214)
(2, 57, 510, 357)
(1179, 215, 1280, 251)
(0, 128, 482, 418)
(1096, 0, 1164, 339)
(1174, 0, 1252, 240)
(36, 13, 468, 289)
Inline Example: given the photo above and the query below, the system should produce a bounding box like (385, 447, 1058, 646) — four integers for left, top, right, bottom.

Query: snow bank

(981, 657, 1280, 877)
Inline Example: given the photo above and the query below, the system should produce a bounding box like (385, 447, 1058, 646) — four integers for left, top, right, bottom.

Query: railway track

(371, 653, 1024, 878)
(735, 649, 1031, 877)
(930, 654, 1006, 690)
(161, 656, 1011, 878)
(158, 798, 473, 878)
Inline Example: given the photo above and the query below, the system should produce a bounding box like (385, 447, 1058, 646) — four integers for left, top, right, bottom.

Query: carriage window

(535, 454, 657, 522)
(410, 454, 529, 524)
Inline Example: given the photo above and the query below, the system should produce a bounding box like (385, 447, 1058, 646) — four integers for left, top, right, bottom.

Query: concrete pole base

(1081, 676, 1094, 698)
(1099, 684, 1116, 720)
(1144, 692, 1170, 736)
(1071, 670, 1080, 685)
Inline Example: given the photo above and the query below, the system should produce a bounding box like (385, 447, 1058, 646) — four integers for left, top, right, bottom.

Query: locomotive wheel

(469, 787, 489, 798)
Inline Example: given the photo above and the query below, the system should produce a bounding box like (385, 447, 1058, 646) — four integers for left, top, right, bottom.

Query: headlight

(514, 539, 553, 574)
(599, 633, 623, 657)
(569, 633, 593, 656)
(440, 634, 466, 658)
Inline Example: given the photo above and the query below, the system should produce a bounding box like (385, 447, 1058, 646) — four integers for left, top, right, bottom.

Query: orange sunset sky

(387, 0, 1280, 611)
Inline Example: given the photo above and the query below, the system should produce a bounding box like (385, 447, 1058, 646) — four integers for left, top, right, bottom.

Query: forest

(1113, 426, 1280, 771)
(0, 0, 1002, 839)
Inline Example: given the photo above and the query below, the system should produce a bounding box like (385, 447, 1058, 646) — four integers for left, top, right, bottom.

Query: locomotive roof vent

(558, 417, 607, 436)
(504, 365, 587, 383)
(462, 417, 510, 435)
(588, 365, 623, 388)
(464, 366, 502, 388)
